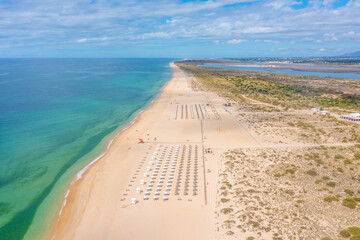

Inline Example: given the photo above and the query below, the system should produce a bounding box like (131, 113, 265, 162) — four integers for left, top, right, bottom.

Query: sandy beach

(46, 60, 360, 240)
(49, 62, 259, 240)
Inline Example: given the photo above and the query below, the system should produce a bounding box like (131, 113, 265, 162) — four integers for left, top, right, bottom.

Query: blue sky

(0, 0, 359, 58)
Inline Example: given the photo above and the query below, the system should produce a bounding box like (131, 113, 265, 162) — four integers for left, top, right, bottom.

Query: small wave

(52, 106, 143, 239)
(52, 68, 172, 239)
(0, 78, 23, 84)
(58, 190, 69, 216)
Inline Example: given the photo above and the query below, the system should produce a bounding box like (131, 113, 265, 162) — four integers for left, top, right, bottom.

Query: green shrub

(345, 189, 355, 196)
(248, 221, 260, 227)
(342, 198, 357, 209)
(221, 208, 233, 214)
(322, 176, 330, 181)
(286, 168, 296, 174)
(324, 195, 339, 203)
(315, 159, 324, 164)
(344, 159, 353, 165)
(335, 154, 345, 159)
(306, 169, 318, 176)
(340, 227, 360, 239)
(348, 227, 360, 236)
(340, 230, 351, 237)
(326, 181, 336, 187)
(337, 167, 344, 172)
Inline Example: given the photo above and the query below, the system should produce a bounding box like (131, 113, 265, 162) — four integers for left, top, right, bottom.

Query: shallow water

(0, 58, 173, 239)
(200, 64, 360, 79)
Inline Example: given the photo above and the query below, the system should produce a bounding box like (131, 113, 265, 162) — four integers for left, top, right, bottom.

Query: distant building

(311, 108, 319, 112)
(341, 113, 360, 121)
(320, 110, 330, 115)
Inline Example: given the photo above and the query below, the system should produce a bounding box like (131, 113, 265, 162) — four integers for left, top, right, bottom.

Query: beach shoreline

(47, 61, 260, 240)
(46, 63, 176, 240)
(47, 59, 360, 240)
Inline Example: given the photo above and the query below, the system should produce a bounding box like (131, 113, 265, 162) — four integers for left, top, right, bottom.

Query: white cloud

(227, 39, 248, 44)
(77, 38, 88, 43)
(325, 36, 338, 41)
(341, 31, 360, 41)
(241, 27, 281, 34)
(347, 0, 360, 7)
(323, 33, 338, 42)
(76, 37, 111, 43)
(265, 0, 298, 9)
(301, 37, 315, 42)
(264, 39, 280, 45)
(301, 38, 322, 43)
(138, 32, 174, 39)
(1, 0, 360, 54)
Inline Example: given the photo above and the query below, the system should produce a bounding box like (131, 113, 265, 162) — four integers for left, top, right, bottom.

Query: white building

(341, 113, 360, 121)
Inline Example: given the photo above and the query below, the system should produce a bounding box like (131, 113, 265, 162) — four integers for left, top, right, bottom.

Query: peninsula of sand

(49, 62, 259, 240)
(49, 62, 360, 240)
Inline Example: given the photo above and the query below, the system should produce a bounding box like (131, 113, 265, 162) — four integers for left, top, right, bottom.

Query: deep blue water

(200, 64, 360, 79)
(0, 58, 173, 239)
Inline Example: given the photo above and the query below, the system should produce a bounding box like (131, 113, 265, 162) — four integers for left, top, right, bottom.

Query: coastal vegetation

(217, 147, 360, 239)
(175, 61, 360, 111)
(179, 60, 360, 239)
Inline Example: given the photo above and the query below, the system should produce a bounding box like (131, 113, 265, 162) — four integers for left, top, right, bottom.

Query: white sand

(50, 63, 259, 240)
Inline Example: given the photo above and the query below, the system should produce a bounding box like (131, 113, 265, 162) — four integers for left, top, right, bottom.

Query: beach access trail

(50, 63, 259, 240)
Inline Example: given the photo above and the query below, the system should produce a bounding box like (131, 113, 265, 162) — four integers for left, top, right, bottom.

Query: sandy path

(50, 63, 258, 240)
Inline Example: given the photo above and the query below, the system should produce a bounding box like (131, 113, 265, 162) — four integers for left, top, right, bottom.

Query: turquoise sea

(0, 58, 173, 240)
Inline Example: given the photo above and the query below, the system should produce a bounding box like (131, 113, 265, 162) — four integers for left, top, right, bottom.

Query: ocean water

(0, 58, 173, 240)
(200, 64, 360, 79)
